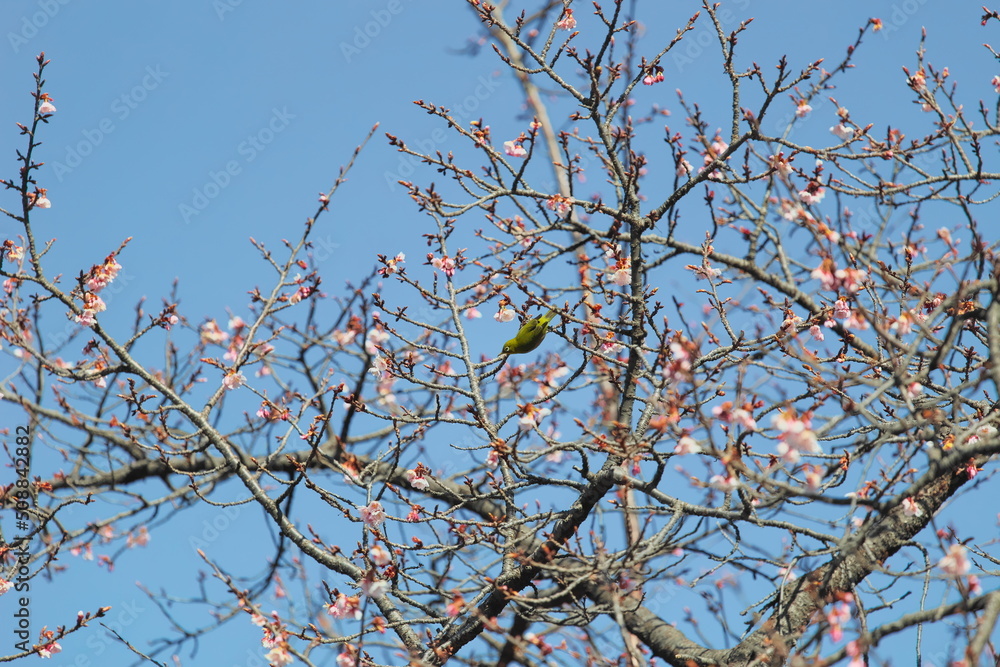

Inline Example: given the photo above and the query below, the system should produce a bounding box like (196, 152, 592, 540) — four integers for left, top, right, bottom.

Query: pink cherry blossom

(504, 140, 527, 158)
(369, 545, 392, 567)
(365, 325, 389, 354)
(74, 310, 97, 326)
(327, 593, 362, 620)
(378, 252, 405, 277)
(709, 474, 738, 491)
(201, 320, 229, 344)
(494, 307, 516, 323)
(222, 371, 246, 390)
(902, 497, 923, 517)
(772, 409, 821, 463)
(360, 501, 386, 527)
(556, 8, 576, 30)
(485, 449, 500, 468)
(266, 646, 293, 666)
(546, 194, 572, 215)
(360, 574, 390, 599)
(430, 254, 457, 277)
(798, 182, 826, 205)
(519, 404, 551, 431)
(643, 68, 664, 86)
(768, 153, 794, 176)
(38, 642, 62, 659)
(674, 435, 701, 455)
(337, 647, 358, 667)
(937, 544, 970, 576)
(831, 123, 853, 140)
(405, 468, 429, 490)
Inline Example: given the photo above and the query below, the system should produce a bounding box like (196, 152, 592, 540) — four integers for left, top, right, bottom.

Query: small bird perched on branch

(500, 309, 559, 356)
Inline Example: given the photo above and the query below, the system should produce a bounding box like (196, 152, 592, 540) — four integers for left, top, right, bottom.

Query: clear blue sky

(1, 2, 997, 664)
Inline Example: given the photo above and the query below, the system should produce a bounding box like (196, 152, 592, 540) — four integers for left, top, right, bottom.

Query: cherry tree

(2, 2, 999, 665)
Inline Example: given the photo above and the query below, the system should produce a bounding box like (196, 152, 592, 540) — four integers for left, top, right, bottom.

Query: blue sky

(2, 1, 999, 665)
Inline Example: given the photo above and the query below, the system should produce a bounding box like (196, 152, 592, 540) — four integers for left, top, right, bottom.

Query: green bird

(501, 309, 559, 355)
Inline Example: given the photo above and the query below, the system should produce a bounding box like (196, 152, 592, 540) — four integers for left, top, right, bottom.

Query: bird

(500, 309, 559, 355)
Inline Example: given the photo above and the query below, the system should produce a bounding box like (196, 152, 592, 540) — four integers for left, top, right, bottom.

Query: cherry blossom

(712, 401, 757, 431)
(360, 501, 386, 527)
(327, 593, 362, 620)
(902, 497, 923, 517)
(365, 325, 389, 354)
(686, 257, 722, 280)
(643, 67, 665, 85)
(336, 646, 358, 667)
(485, 449, 500, 468)
(545, 194, 572, 215)
(333, 329, 357, 347)
(74, 310, 97, 326)
(85, 254, 122, 291)
(891, 310, 916, 335)
(674, 435, 701, 455)
(768, 153, 794, 176)
(430, 254, 457, 277)
(937, 544, 970, 576)
(556, 8, 576, 30)
(609, 256, 631, 285)
(803, 465, 823, 490)
(201, 320, 229, 345)
(810, 259, 867, 294)
(503, 140, 528, 158)
(494, 307, 516, 323)
(369, 545, 392, 567)
(266, 645, 293, 666)
(664, 335, 696, 384)
(360, 573, 390, 599)
(4, 242, 24, 261)
(798, 182, 826, 205)
(222, 370, 246, 390)
(378, 252, 405, 277)
(709, 474, 739, 491)
(405, 467, 429, 490)
(825, 595, 853, 642)
(831, 123, 853, 140)
(772, 409, 821, 463)
(519, 403, 551, 431)
(38, 642, 62, 659)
